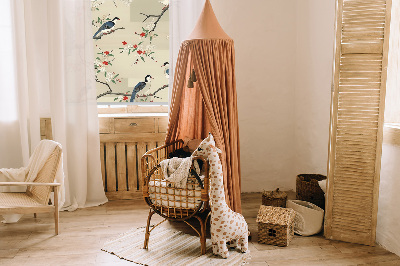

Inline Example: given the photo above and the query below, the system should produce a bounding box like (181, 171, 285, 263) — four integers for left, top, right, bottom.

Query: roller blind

(325, 0, 392, 245)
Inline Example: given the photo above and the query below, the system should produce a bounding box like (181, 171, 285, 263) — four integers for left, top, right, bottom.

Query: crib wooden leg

(144, 209, 155, 249)
(199, 217, 206, 255)
(193, 214, 208, 255)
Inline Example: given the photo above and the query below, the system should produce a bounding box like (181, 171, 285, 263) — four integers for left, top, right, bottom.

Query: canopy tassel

(187, 69, 196, 88)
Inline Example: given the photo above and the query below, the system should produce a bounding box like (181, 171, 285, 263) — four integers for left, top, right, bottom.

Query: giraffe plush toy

(192, 133, 248, 258)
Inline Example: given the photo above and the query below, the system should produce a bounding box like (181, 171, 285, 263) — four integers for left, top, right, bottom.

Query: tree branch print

(140, 5, 169, 33)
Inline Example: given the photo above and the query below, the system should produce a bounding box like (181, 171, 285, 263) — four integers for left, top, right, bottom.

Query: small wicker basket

(296, 174, 326, 210)
(256, 205, 296, 247)
(262, 188, 287, 208)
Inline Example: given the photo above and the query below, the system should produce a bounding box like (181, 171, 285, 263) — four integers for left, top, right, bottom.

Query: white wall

(294, 1, 335, 177)
(211, 0, 335, 192)
(212, 0, 297, 192)
(211, 1, 400, 254)
(377, 142, 400, 256)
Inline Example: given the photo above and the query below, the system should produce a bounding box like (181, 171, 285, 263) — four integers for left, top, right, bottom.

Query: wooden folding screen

(325, 0, 392, 245)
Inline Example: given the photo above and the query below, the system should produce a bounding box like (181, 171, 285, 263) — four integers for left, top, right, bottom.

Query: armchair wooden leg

(144, 209, 155, 249)
(34, 213, 37, 218)
(54, 186, 59, 235)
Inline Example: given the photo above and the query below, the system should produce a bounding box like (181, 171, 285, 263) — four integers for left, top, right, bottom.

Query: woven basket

(262, 188, 287, 208)
(296, 174, 326, 209)
(256, 205, 296, 247)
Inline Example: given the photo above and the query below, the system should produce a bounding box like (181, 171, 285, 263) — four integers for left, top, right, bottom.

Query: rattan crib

(141, 140, 210, 254)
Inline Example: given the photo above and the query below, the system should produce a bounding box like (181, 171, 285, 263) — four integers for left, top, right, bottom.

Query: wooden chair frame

(0, 182, 61, 234)
(0, 145, 62, 235)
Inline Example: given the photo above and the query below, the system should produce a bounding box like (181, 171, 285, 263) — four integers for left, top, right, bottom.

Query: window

(0, 0, 17, 121)
(91, 0, 169, 105)
(384, 2, 400, 124)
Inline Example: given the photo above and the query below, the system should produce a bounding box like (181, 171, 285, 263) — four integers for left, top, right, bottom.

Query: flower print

(104, 51, 109, 55)
(94, 58, 101, 66)
(123, 96, 128, 101)
(145, 19, 156, 30)
(105, 72, 114, 83)
(159, 0, 169, 5)
(133, 44, 138, 49)
(145, 44, 155, 52)
(122, 41, 127, 45)
(103, 61, 108, 65)
(140, 32, 146, 37)
(137, 50, 143, 55)
(91, 0, 105, 10)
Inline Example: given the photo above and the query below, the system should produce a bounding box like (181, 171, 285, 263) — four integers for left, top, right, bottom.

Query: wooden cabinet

(114, 118, 155, 134)
(98, 118, 113, 134)
(157, 117, 168, 133)
(98, 115, 168, 200)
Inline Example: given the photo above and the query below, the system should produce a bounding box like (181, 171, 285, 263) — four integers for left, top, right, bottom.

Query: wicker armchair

(0, 145, 62, 234)
(141, 140, 210, 254)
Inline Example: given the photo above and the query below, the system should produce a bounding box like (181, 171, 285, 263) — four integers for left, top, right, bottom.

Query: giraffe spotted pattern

(192, 134, 249, 258)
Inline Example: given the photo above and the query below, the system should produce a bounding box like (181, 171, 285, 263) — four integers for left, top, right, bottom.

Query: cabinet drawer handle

(129, 123, 138, 127)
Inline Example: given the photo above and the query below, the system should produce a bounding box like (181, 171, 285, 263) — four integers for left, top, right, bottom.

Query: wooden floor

(1, 193, 399, 266)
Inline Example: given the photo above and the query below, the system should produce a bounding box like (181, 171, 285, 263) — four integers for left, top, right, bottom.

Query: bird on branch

(130, 75, 153, 102)
(162, 62, 169, 79)
(93, 17, 120, 40)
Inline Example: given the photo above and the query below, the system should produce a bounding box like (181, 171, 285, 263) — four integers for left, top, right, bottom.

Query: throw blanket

(159, 157, 199, 188)
(0, 140, 65, 223)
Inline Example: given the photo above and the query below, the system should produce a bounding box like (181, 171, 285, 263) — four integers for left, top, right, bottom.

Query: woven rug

(102, 226, 250, 265)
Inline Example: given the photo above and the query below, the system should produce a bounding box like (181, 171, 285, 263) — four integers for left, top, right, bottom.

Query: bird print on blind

(130, 75, 153, 102)
(93, 17, 121, 40)
(162, 62, 169, 79)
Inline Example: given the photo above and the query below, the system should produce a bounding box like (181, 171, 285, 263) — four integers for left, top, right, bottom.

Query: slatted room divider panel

(325, 0, 392, 245)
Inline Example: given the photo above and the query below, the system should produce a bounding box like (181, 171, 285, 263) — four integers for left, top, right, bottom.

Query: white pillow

(318, 179, 327, 194)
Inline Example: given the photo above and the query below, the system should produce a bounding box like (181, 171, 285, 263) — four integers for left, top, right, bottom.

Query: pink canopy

(166, 0, 242, 212)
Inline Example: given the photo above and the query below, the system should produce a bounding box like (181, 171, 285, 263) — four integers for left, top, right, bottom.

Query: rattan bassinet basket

(141, 140, 210, 255)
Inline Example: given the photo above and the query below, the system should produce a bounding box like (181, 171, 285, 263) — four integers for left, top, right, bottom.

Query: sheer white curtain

(0, 0, 24, 169)
(0, 0, 107, 211)
(169, 0, 204, 103)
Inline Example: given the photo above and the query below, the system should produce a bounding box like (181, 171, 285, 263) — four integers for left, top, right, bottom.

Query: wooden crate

(99, 116, 168, 200)
(40, 116, 168, 200)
